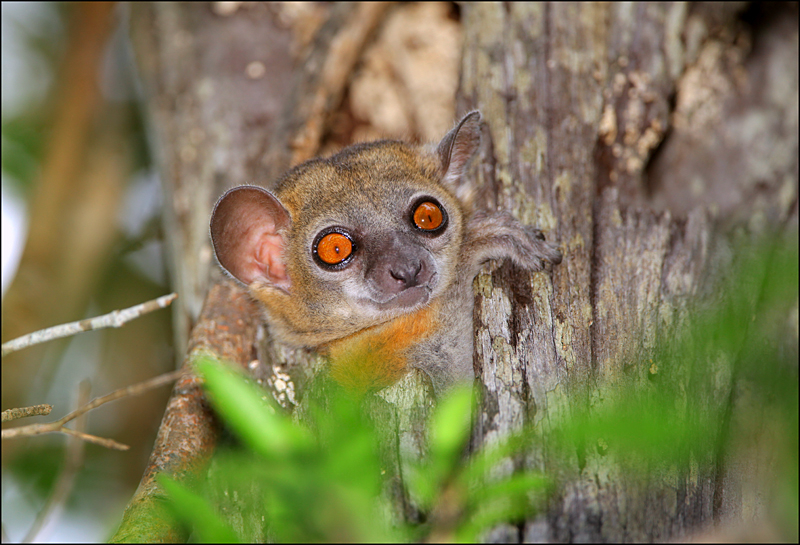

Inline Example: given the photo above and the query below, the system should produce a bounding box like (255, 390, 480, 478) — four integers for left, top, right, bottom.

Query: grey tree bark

(119, 2, 797, 542)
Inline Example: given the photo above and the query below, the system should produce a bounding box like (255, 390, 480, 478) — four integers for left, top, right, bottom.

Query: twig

(1, 368, 185, 446)
(2, 404, 53, 422)
(59, 427, 130, 451)
(23, 382, 91, 543)
(1, 293, 178, 357)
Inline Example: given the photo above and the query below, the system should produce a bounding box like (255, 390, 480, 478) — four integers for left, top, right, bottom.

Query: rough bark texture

(123, 2, 797, 542)
(458, 4, 797, 541)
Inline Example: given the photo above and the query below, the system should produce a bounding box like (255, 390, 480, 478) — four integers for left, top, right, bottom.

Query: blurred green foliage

(5, 444, 65, 499)
(1, 114, 47, 192)
(164, 358, 550, 542)
(568, 233, 797, 469)
(164, 234, 797, 542)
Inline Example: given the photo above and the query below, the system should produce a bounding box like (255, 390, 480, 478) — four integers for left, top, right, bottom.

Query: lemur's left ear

(210, 185, 292, 291)
(436, 111, 482, 199)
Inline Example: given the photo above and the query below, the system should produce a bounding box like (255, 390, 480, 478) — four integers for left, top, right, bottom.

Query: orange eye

(413, 201, 444, 230)
(316, 232, 353, 265)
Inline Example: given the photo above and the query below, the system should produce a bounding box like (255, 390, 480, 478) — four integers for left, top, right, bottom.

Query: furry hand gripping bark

(210, 112, 562, 393)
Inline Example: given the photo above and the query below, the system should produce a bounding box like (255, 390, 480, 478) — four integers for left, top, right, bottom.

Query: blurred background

(2, 3, 464, 540)
(2, 3, 175, 541)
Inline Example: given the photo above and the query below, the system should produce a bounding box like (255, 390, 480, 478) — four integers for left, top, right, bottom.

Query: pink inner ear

(211, 185, 292, 290)
(236, 220, 291, 289)
(255, 233, 289, 287)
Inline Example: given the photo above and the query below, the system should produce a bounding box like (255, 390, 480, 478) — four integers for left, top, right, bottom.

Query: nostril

(389, 262, 421, 287)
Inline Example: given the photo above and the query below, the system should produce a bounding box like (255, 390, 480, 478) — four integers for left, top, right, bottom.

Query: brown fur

(210, 112, 562, 394)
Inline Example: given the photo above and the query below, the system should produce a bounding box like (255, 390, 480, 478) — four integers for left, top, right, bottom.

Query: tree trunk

(117, 2, 797, 541)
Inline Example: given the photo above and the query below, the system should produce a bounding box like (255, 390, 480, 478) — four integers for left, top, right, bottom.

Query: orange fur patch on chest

(324, 301, 441, 393)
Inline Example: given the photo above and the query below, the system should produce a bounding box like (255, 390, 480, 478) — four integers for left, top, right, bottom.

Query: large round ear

(210, 185, 292, 290)
(436, 110, 482, 195)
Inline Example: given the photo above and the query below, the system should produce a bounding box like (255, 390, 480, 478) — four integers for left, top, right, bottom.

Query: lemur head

(210, 112, 481, 346)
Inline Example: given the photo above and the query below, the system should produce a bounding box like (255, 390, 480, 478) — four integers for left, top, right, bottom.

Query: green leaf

(428, 385, 474, 478)
(404, 459, 438, 509)
(194, 357, 312, 459)
(458, 432, 533, 486)
(159, 475, 239, 543)
(464, 472, 549, 524)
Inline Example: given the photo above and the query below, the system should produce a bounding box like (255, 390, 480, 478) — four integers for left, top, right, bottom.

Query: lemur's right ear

(436, 111, 482, 200)
(210, 185, 292, 291)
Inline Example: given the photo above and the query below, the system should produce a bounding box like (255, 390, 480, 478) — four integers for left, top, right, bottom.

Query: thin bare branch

(59, 427, 129, 451)
(24, 382, 91, 543)
(2, 404, 53, 422)
(57, 368, 186, 427)
(1, 368, 185, 445)
(1, 293, 178, 357)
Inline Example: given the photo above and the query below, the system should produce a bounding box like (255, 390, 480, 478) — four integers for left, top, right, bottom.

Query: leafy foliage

(161, 359, 549, 542)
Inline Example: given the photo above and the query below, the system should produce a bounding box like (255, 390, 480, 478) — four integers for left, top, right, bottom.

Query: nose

(365, 232, 435, 297)
(390, 260, 425, 288)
